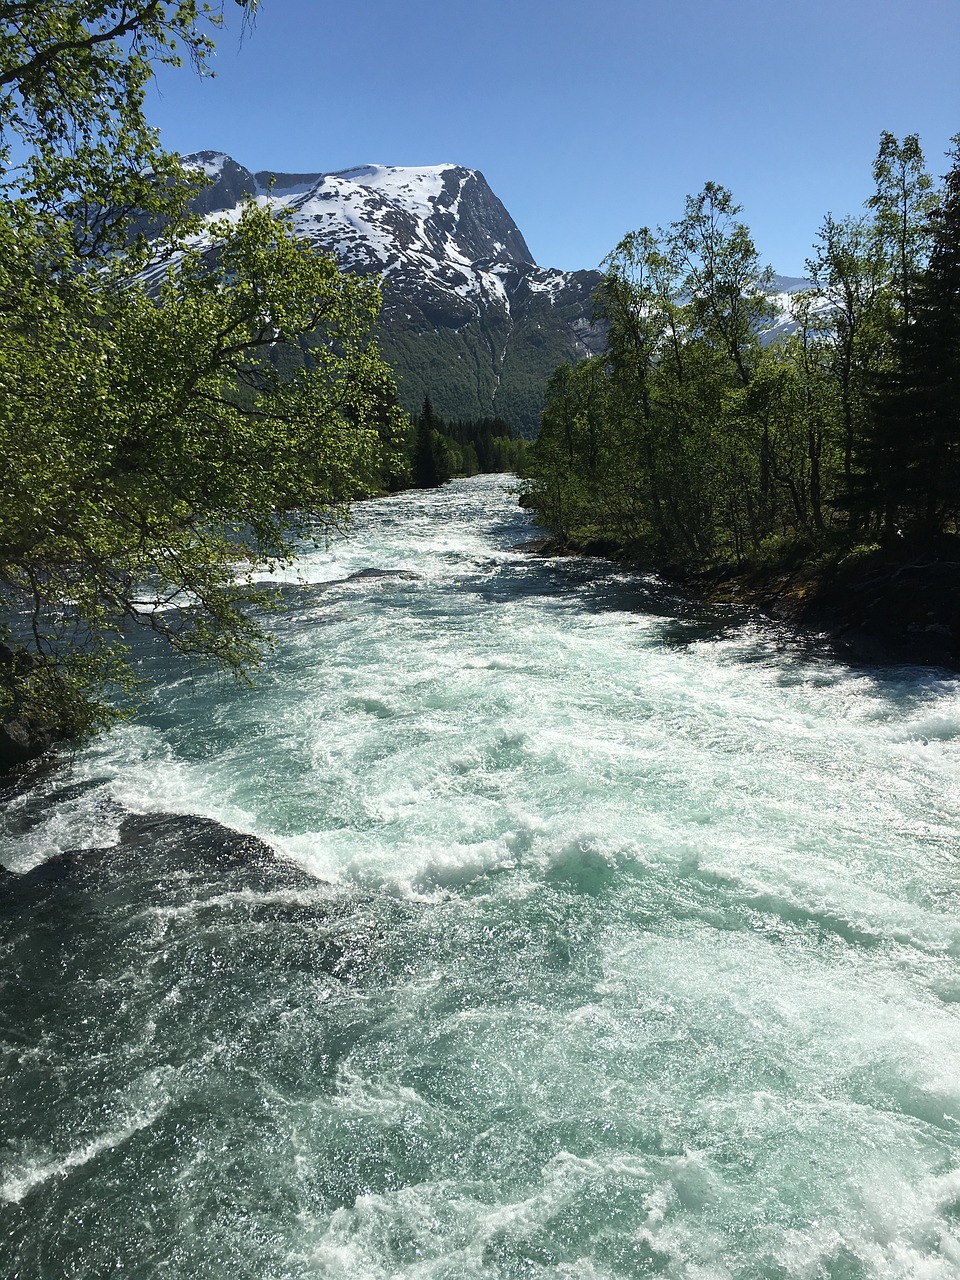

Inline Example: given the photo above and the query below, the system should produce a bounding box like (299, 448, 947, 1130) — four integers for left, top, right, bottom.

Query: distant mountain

(761, 273, 816, 344)
(177, 152, 606, 436)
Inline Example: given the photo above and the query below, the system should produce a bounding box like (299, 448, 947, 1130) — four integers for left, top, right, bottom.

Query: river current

(3, 475, 960, 1279)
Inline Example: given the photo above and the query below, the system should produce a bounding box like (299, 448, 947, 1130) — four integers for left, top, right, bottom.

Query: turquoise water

(3, 475, 960, 1278)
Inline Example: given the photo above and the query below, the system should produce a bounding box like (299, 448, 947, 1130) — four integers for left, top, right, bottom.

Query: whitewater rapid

(2, 475, 960, 1279)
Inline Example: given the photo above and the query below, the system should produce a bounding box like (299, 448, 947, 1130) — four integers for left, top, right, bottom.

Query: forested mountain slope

(177, 153, 607, 435)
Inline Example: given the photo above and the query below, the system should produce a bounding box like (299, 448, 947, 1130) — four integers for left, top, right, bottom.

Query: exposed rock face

(184, 151, 259, 215)
(178, 154, 606, 435)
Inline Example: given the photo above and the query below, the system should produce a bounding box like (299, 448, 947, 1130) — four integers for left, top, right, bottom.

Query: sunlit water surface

(3, 476, 960, 1279)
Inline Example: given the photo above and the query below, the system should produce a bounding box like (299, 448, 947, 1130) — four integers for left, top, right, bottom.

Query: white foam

(2, 1107, 164, 1204)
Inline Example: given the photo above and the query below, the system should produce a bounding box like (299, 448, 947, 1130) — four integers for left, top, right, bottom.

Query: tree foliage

(0, 2, 405, 754)
(858, 139, 960, 534)
(407, 395, 527, 489)
(527, 136, 959, 570)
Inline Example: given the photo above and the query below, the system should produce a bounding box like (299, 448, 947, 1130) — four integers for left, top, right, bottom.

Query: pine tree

(859, 140, 960, 536)
(412, 396, 441, 488)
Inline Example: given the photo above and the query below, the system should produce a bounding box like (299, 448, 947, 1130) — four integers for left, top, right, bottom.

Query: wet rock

(0, 643, 97, 775)
(0, 811, 323, 936)
(0, 646, 61, 773)
(113, 812, 301, 877)
(345, 567, 422, 582)
(0, 716, 57, 771)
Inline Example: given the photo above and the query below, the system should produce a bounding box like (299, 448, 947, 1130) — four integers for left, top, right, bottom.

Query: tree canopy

(0, 2, 406, 761)
(527, 134, 960, 569)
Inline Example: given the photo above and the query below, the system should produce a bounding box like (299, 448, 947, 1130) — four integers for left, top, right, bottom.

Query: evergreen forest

(404, 398, 529, 491)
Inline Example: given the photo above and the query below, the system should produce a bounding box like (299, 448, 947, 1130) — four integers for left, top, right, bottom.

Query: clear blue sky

(148, 0, 960, 276)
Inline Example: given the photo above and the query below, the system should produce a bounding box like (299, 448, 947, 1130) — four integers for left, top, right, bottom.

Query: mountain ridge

(179, 152, 606, 434)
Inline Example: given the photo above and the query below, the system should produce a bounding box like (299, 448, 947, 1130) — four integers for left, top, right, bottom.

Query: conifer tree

(859, 139, 960, 536)
(412, 396, 442, 488)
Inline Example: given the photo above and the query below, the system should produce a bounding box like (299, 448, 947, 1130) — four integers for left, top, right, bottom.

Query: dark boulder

(0, 645, 63, 773)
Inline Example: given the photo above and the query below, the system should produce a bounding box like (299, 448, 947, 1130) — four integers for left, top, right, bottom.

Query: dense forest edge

(401, 398, 528, 490)
(524, 133, 960, 668)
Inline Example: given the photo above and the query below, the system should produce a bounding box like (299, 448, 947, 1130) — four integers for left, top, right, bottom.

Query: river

(2, 475, 960, 1278)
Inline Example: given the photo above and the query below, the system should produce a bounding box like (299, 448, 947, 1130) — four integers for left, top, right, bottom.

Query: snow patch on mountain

(759, 277, 835, 344)
(329, 164, 456, 225)
(175, 155, 811, 338)
(178, 156, 544, 317)
(185, 150, 230, 179)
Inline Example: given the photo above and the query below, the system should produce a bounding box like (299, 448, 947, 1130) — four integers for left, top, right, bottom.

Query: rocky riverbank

(0, 644, 67, 773)
(526, 534, 960, 670)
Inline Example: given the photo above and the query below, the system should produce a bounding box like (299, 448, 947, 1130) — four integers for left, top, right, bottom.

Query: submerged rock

(344, 567, 422, 582)
(3, 811, 317, 897)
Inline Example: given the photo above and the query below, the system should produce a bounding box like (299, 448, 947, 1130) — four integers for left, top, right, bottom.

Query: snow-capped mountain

(179, 152, 606, 434)
(760, 274, 817, 344)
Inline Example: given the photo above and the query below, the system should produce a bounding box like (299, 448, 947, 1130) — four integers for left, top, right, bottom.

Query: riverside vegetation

(526, 134, 960, 664)
(0, 2, 411, 767)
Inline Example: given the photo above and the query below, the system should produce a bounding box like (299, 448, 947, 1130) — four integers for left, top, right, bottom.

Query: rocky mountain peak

(181, 151, 257, 215)
(175, 152, 604, 433)
(181, 154, 536, 270)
